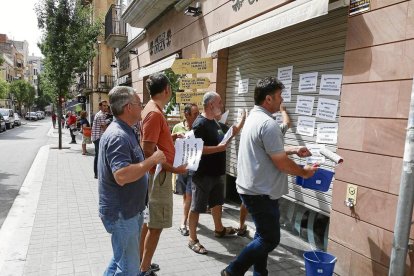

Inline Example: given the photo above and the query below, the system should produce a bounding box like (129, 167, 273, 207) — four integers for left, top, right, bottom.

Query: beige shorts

(147, 171, 173, 229)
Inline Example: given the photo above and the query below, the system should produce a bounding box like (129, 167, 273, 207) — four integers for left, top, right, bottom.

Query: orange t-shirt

(141, 101, 175, 173)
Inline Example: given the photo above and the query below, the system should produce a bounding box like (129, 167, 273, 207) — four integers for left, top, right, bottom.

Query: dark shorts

(191, 174, 225, 213)
(175, 172, 193, 195)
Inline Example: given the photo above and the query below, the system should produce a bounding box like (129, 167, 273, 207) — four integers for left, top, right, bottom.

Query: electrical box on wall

(345, 184, 358, 207)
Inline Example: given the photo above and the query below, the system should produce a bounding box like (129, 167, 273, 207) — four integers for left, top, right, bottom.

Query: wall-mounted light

(129, 49, 138, 55)
(184, 2, 202, 17)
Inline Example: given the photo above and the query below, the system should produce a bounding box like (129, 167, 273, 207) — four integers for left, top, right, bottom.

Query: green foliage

(164, 68, 184, 115)
(36, 74, 54, 110)
(0, 55, 4, 67)
(9, 80, 32, 114)
(0, 79, 9, 99)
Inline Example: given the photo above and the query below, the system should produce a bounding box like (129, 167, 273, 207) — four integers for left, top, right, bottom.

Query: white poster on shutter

(281, 83, 292, 102)
(316, 123, 338, 144)
(277, 66, 293, 84)
(238, 79, 249, 94)
(295, 96, 315, 116)
(316, 98, 339, 121)
(305, 143, 326, 164)
(299, 72, 318, 93)
(296, 116, 316, 137)
(319, 74, 342, 95)
(274, 113, 283, 125)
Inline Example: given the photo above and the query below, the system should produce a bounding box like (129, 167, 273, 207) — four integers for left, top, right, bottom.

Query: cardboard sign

(179, 77, 210, 90)
(171, 57, 213, 74)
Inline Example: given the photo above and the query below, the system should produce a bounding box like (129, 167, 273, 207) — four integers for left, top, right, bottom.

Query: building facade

(114, 0, 413, 274)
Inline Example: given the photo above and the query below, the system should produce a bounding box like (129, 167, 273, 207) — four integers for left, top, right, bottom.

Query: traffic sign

(171, 58, 213, 74)
(179, 77, 211, 90)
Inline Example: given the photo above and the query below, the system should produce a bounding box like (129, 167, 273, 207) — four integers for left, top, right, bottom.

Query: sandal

(214, 226, 236, 238)
(236, 225, 248, 236)
(188, 239, 208, 254)
(178, 226, 189, 236)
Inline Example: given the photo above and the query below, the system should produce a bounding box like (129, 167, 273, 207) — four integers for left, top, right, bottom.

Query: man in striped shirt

(92, 100, 109, 179)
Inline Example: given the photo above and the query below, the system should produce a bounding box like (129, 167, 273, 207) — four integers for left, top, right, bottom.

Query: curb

(0, 145, 50, 275)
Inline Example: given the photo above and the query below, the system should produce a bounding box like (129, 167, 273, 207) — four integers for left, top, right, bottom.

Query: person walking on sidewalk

(67, 111, 78, 144)
(79, 111, 91, 155)
(99, 86, 166, 276)
(172, 103, 200, 236)
(139, 73, 187, 276)
(92, 100, 109, 179)
(222, 77, 317, 276)
(51, 112, 57, 128)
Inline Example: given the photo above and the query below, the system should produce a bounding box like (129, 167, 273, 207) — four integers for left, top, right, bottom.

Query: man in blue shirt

(98, 86, 166, 276)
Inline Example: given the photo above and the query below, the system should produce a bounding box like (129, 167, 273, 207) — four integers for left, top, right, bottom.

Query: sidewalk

(0, 127, 307, 276)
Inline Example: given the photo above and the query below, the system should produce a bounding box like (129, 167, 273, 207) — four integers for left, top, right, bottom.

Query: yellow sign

(171, 58, 213, 74)
(179, 78, 211, 90)
(176, 91, 205, 104)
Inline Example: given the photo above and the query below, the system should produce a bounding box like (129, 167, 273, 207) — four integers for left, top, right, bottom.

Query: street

(0, 118, 51, 227)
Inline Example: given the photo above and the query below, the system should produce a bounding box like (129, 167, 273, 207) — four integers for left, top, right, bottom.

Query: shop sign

(349, 0, 370, 16)
(232, 0, 259, 12)
(150, 29, 172, 56)
(179, 77, 210, 90)
(172, 58, 213, 74)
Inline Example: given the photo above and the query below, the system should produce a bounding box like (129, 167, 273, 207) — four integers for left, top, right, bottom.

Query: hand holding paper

(220, 126, 233, 145)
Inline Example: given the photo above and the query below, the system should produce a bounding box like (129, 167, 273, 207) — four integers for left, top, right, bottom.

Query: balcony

(122, 0, 176, 28)
(105, 5, 127, 48)
(77, 74, 93, 92)
(97, 75, 115, 92)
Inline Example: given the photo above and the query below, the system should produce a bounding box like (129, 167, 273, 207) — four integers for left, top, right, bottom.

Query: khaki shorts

(148, 171, 173, 229)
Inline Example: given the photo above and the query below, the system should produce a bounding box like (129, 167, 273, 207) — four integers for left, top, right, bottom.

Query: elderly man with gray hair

(188, 91, 243, 255)
(98, 86, 166, 276)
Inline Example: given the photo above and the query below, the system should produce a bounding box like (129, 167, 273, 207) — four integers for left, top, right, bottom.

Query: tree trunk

(57, 96, 62, 149)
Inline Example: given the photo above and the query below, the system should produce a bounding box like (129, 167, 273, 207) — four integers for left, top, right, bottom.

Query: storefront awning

(207, 0, 329, 54)
(138, 53, 179, 79)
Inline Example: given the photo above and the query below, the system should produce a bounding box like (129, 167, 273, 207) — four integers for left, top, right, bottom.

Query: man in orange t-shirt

(139, 73, 187, 276)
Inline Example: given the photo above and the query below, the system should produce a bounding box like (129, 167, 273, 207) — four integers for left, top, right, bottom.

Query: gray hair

(109, 86, 136, 116)
(203, 91, 219, 107)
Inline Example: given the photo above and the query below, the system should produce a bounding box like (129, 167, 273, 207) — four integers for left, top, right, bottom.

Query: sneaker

(150, 263, 160, 272)
(138, 270, 157, 276)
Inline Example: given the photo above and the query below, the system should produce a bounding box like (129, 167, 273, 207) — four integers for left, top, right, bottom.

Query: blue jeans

(226, 195, 280, 276)
(101, 212, 143, 276)
(94, 139, 100, 177)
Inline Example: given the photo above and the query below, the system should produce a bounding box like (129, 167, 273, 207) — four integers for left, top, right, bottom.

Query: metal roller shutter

(224, 7, 348, 216)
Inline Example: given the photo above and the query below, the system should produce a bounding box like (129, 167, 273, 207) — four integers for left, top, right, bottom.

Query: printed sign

(171, 57, 213, 74)
(277, 66, 293, 84)
(319, 74, 343, 96)
(297, 116, 316, 137)
(299, 72, 318, 93)
(349, 0, 370, 16)
(296, 96, 315, 116)
(316, 98, 339, 121)
(179, 77, 210, 90)
(238, 79, 249, 94)
(281, 83, 292, 102)
(305, 144, 326, 164)
(173, 137, 204, 171)
(316, 123, 338, 144)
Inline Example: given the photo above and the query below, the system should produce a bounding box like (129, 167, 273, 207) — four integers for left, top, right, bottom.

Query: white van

(0, 108, 15, 129)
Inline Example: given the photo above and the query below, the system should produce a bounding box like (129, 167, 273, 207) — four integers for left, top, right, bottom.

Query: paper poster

(295, 96, 315, 116)
(236, 108, 248, 123)
(316, 98, 339, 121)
(238, 79, 249, 94)
(281, 83, 292, 102)
(299, 72, 318, 93)
(305, 144, 326, 164)
(219, 110, 229, 124)
(274, 113, 283, 125)
(173, 138, 204, 171)
(319, 74, 343, 95)
(296, 116, 316, 137)
(277, 66, 293, 84)
(316, 123, 338, 144)
(220, 127, 233, 145)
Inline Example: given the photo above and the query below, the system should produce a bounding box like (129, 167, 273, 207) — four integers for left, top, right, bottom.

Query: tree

(9, 80, 32, 115)
(36, 0, 101, 149)
(164, 68, 185, 115)
(0, 55, 4, 67)
(25, 85, 37, 112)
(35, 74, 54, 110)
(0, 79, 9, 99)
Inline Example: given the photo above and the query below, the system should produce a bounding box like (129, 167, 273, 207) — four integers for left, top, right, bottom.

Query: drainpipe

(389, 79, 414, 276)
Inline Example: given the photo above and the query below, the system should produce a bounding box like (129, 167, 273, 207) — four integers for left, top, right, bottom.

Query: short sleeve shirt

(172, 121, 189, 135)
(192, 115, 226, 176)
(92, 110, 107, 142)
(236, 106, 288, 199)
(98, 118, 148, 222)
(141, 101, 175, 172)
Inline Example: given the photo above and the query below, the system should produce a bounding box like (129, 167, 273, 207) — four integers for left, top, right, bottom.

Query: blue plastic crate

(296, 168, 334, 192)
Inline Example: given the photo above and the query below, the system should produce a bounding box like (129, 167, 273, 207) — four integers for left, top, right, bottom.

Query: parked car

(0, 108, 15, 129)
(14, 113, 21, 126)
(0, 114, 6, 132)
(25, 112, 38, 121)
(36, 111, 45, 119)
